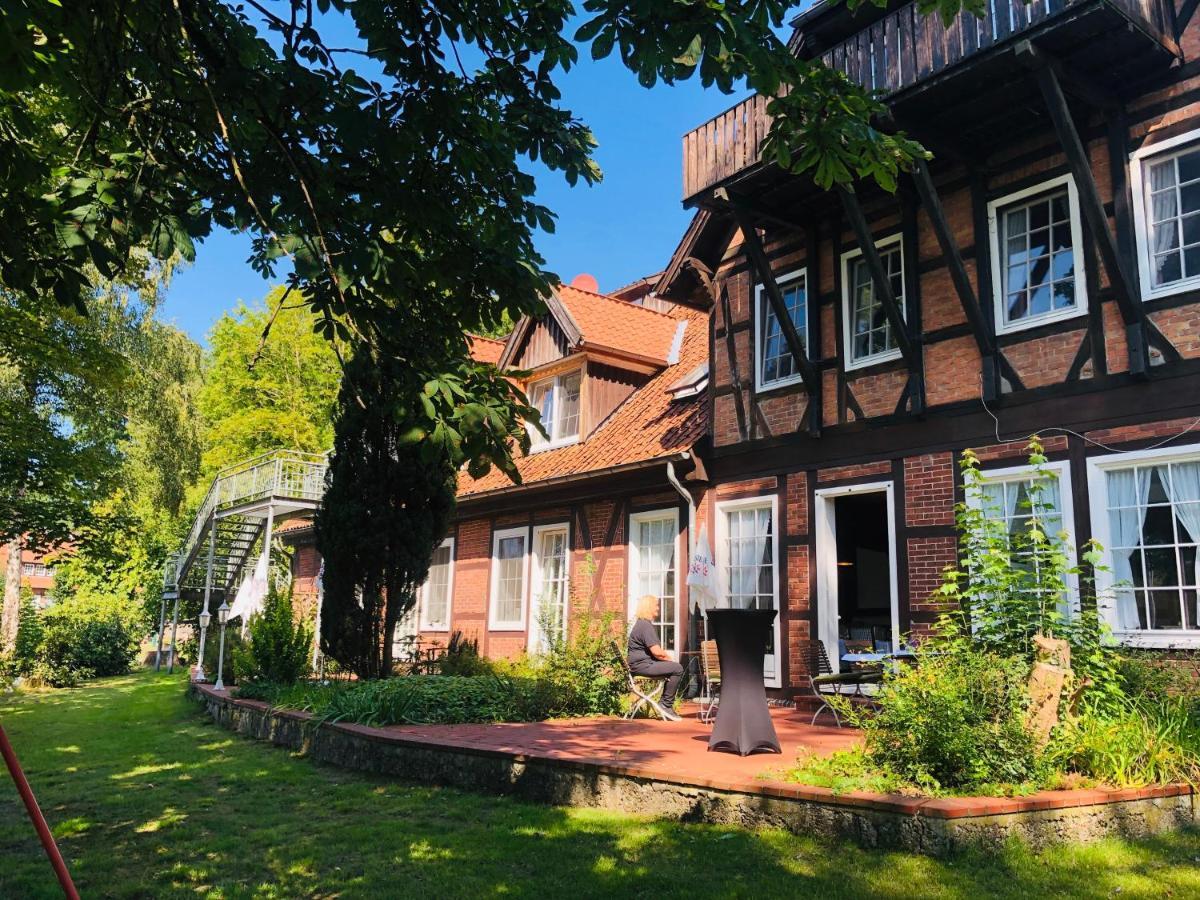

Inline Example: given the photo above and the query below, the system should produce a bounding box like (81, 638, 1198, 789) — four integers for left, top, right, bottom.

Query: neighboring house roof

(458, 302, 709, 499)
(499, 282, 683, 370)
(468, 334, 506, 366)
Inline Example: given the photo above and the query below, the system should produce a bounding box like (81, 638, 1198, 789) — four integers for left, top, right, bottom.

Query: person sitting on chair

(628, 594, 683, 722)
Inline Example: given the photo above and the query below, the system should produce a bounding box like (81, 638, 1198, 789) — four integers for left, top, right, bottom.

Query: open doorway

(834, 493, 893, 648)
(814, 482, 900, 671)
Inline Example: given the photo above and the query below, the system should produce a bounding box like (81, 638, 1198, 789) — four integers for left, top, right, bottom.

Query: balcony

(682, 0, 1179, 202)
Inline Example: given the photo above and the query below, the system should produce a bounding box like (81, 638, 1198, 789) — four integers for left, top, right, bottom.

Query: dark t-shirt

(627, 618, 660, 669)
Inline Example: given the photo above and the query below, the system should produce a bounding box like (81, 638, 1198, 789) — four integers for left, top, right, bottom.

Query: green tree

(0, 0, 930, 486)
(198, 287, 340, 477)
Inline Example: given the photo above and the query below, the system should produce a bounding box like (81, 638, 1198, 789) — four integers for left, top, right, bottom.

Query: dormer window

(529, 370, 581, 449)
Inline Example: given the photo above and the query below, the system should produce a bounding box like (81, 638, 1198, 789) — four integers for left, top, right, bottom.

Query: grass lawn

(2, 673, 1199, 899)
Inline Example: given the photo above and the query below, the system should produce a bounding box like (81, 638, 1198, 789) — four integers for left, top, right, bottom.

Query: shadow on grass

(1, 673, 1197, 899)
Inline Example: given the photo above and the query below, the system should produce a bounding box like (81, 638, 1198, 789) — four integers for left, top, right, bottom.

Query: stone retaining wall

(191, 685, 1196, 856)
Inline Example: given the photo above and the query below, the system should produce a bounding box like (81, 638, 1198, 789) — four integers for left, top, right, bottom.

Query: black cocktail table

(707, 608, 781, 756)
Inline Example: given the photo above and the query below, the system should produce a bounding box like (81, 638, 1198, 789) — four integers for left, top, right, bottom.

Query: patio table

(707, 608, 780, 756)
(840, 649, 916, 664)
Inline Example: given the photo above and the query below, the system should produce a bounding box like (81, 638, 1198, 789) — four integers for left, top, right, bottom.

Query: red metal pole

(0, 721, 80, 899)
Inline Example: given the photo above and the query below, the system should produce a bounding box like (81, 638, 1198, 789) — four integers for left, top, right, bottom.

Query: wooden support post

(836, 185, 924, 413)
(1019, 42, 1149, 376)
(731, 208, 823, 436)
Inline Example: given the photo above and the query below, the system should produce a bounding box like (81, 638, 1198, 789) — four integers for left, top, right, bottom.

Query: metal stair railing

(169, 450, 328, 593)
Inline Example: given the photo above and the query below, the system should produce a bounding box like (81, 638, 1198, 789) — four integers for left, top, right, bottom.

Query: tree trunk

(1, 537, 22, 653)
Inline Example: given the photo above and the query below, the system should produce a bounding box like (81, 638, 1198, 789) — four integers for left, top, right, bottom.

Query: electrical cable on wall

(978, 375, 1200, 455)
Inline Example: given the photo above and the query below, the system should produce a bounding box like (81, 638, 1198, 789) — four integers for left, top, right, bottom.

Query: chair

(698, 639, 721, 724)
(872, 625, 893, 653)
(796, 640, 881, 727)
(608, 641, 670, 721)
(848, 626, 873, 642)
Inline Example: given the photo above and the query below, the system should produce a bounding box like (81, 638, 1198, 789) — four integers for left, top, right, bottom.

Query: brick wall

(703, 72, 1200, 428)
(903, 453, 955, 528)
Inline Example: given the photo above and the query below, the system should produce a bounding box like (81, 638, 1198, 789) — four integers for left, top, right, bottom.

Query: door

(715, 496, 782, 687)
(814, 482, 900, 673)
(528, 524, 569, 653)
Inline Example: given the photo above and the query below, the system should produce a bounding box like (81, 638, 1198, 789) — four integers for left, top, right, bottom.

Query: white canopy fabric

(686, 523, 720, 609)
(229, 548, 270, 633)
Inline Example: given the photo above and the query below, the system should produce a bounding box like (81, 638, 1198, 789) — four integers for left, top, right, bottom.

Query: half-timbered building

(654, 0, 1200, 693)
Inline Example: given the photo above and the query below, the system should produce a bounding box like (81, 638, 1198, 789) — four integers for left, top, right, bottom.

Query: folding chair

(609, 641, 671, 721)
(796, 640, 881, 727)
(698, 639, 721, 725)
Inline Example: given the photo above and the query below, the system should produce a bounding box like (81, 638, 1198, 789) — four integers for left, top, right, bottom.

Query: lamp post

(214, 601, 230, 692)
(196, 610, 212, 680)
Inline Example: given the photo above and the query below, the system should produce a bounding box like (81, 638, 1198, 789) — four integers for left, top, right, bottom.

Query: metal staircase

(157, 450, 328, 673)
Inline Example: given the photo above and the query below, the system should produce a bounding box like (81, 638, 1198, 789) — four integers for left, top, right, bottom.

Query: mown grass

(2, 672, 1200, 898)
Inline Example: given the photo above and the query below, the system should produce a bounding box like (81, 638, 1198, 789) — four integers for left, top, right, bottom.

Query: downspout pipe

(667, 452, 707, 653)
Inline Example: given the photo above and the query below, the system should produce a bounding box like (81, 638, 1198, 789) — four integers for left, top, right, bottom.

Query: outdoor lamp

(198, 610, 212, 630)
(214, 601, 231, 692)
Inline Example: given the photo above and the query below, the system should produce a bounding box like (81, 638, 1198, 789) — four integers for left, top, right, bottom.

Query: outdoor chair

(847, 626, 873, 642)
(698, 639, 721, 725)
(797, 640, 882, 727)
(608, 641, 671, 721)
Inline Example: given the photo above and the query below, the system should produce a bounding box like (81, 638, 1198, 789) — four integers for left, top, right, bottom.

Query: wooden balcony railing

(681, 0, 1175, 200)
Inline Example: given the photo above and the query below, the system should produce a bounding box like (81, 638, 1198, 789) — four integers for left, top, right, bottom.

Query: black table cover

(707, 608, 781, 756)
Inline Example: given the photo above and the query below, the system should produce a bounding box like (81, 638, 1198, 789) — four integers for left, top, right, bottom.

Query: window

(988, 176, 1087, 334)
(530, 524, 569, 653)
(628, 510, 679, 654)
(1132, 130, 1200, 299)
(489, 526, 528, 630)
(419, 538, 454, 631)
(842, 237, 905, 370)
(21, 562, 54, 578)
(1089, 449, 1200, 646)
(754, 270, 807, 391)
(970, 462, 1077, 613)
(717, 496, 781, 686)
(528, 370, 581, 449)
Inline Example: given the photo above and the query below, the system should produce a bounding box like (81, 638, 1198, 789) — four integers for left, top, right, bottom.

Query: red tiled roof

(555, 284, 681, 366)
(458, 303, 708, 498)
(468, 334, 506, 366)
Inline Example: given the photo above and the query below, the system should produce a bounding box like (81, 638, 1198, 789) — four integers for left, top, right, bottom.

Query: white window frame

(1088, 442, 1200, 649)
(488, 525, 530, 631)
(528, 522, 570, 653)
(841, 234, 905, 371)
(527, 369, 582, 451)
(753, 269, 807, 393)
(967, 461, 1079, 614)
(1130, 127, 1200, 301)
(714, 495, 782, 689)
(627, 507, 681, 658)
(988, 174, 1089, 336)
(418, 537, 455, 632)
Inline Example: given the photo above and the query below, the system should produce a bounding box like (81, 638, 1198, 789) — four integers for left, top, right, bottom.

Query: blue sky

(159, 47, 747, 344)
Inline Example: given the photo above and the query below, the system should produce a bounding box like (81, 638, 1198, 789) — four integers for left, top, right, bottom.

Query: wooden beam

(730, 207, 823, 436)
(1018, 42, 1149, 377)
(708, 188, 808, 234)
(836, 185, 924, 413)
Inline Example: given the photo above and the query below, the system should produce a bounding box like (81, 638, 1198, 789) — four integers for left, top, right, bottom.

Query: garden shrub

(435, 630, 491, 677)
(313, 675, 560, 726)
(848, 639, 1041, 792)
(1048, 695, 1200, 787)
(538, 610, 624, 717)
(232, 582, 313, 686)
(35, 603, 140, 685)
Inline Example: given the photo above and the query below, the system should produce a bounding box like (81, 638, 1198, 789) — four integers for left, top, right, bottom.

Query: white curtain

(1108, 468, 1151, 630)
(1163, 462, 1200, 626)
